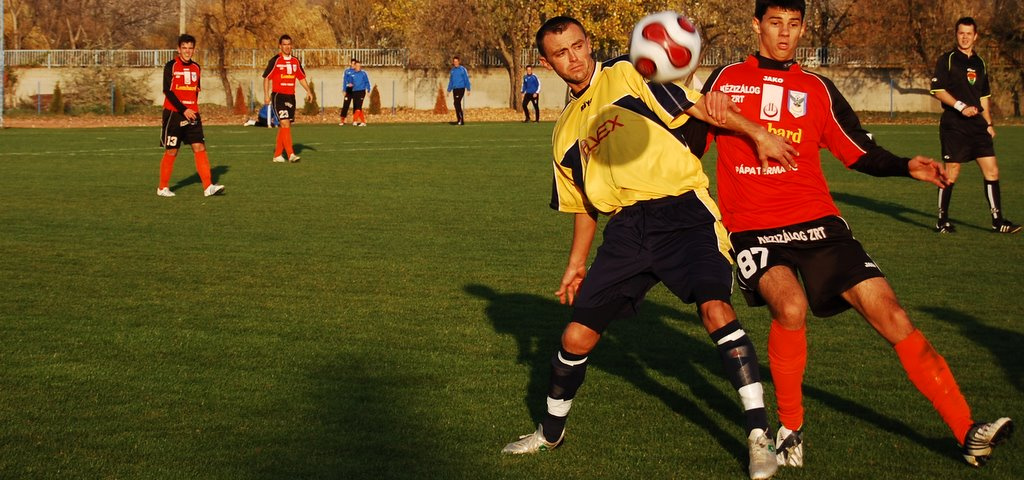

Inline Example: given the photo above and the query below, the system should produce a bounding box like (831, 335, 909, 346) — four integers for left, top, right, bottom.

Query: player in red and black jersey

(262, 34, 312, 163)
(930, 17, 1020, 234)
(703, 0, 1012, 469)
(157, 33, 224, 197)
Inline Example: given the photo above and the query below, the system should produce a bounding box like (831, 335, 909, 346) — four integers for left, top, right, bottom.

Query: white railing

(4, 47, 1021, 69)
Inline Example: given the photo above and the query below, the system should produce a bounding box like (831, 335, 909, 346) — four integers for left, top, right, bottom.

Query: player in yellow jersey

(501, 16, 797, 480)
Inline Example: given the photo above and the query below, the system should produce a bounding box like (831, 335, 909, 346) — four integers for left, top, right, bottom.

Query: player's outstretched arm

(688, 95, 798, 172)
(908, 155, 950, 188)
(555, 212, 597, 306)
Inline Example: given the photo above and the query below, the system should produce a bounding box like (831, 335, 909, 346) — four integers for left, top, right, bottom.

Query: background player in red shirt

(703, 0, 1013, 469)
(157, 33, 224, 197)
(263, 34, 312, 163)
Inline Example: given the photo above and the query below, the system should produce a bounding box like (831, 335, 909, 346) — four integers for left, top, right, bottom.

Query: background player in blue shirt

(447, 56, 471, 125)
(340, 58, 357, 125)
(348, 60, 371, 126)
(521, 65, 540, 123)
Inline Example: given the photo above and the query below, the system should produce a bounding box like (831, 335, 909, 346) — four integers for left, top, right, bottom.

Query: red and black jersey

(703, 54, 907, 232)
(163, 56, 201, 113)
(262, 54, 306, 95)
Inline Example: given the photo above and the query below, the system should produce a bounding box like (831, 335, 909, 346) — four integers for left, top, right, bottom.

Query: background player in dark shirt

(929, 17, 1020, 234)
(157, 34, 224, 197)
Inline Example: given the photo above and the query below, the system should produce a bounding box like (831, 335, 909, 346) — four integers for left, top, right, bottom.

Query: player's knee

(561, 323, 600, 355)
(772, 299, 808, 328)
(698, 299, 736, 330)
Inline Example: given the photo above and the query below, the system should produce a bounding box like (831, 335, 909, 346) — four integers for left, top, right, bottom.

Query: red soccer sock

(769, 320, 807, 431)
(158, 151, 176, 189)
(894, 329, 973, 443)
(194, 150, 212, 188)
(355, 110, 365, 124)
(283, 127, 294, 156)
(274, 129, 285, 157)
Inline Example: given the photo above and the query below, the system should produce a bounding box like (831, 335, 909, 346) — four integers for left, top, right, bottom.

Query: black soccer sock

(541, 348, 589, 443)
(984, 179, 1003, 222)
(938, 183, 954, 224)
(709, 320, 769, 434)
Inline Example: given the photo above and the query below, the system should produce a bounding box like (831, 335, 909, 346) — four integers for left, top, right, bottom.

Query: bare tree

(196, 0, 274, 106)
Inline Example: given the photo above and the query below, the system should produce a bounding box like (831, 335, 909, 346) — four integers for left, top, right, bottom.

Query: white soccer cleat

(501, 424, 563, 454)
(203, 184, 225, 197)
(775, 425, 803, 467)
(242, 119, 256, 126)
(962, 417, 1013, 467)
(272, 155, 286, 163)
(156, 187, 175, 197)
(288, 153, 301, 163)
(748, 428, 778, 480)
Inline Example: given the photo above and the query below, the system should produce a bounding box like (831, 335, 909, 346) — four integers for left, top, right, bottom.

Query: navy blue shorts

(729, 215, 884, 317)
(571, 191, 734, 333)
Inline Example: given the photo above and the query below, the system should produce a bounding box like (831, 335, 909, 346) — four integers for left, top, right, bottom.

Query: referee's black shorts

(571, 191, 734, 333)
(940, 113, 994, 163)
(729, 215, 884, 317)
(160, 109, 204, 149)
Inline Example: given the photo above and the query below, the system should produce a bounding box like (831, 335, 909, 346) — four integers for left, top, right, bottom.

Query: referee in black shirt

(930, 17, 1020, 234)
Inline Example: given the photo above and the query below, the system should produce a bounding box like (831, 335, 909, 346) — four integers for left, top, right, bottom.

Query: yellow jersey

(549, 56, 720, 217)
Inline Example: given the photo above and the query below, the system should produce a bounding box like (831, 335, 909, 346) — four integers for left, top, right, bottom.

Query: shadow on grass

(169, 165, 230, 192)
(468, 283, 979, 468)
(466, 283, 748, 471)
(919, 305, 1023, 394)
(831, 191, 933, 230)
(293, 143, 315, 155)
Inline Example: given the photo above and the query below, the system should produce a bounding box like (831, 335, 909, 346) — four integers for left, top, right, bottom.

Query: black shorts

(160, 109, 205, 149)
(729, 215, 884, 317)
(272, 93, 297, 122)
(939, 113, 994, 163)
(571, 191, 734, 333)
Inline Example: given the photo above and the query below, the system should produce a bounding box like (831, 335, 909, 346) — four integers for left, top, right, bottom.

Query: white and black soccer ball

(629, 11, 702, 83)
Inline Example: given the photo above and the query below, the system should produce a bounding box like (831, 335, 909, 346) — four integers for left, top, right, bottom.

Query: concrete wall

(8, 64, 953, 115)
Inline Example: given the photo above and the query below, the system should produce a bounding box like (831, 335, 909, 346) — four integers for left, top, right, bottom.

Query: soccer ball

(629, 11, 701, 83)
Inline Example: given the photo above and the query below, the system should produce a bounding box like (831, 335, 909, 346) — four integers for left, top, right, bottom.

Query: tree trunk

(497, 37, 522, 111)
(216, 43, 233, 107)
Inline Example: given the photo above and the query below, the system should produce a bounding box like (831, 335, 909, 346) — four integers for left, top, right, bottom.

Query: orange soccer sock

(355, 110, 365, 124)
(283, 127, 294, 156)
(194, 150, 212, 188)
(274, 130, 285, 157)
(768, 320, 807, 431)
(894, 329, 973, 443)
(158, 151, 176, 189)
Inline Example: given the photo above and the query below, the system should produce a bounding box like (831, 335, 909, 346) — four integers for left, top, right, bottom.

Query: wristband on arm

(953, 100, 967, 112)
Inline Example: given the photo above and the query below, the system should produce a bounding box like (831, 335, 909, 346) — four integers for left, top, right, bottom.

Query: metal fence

(4, 46, 1022, 69)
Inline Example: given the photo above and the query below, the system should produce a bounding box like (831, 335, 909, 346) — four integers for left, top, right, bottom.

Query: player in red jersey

(263, 34, 312, 163)
(702, 0, 1013, 469)
(157, 33, 224, 197)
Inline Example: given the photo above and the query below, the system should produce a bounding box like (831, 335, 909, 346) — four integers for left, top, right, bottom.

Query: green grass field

(1, 121, 1021, 479)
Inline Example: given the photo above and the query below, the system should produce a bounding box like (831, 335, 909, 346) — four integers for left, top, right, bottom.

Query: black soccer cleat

(936, 221, 957, 234)
(992, 220, 1022, 234)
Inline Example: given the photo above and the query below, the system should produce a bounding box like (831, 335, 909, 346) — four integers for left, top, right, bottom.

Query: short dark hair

(453, 55, 460, 61)
(279, 34, 292, 44)
(955, 16, 978, 32)
(536, 16, 588, 57)
(177, 34, 196, 46)
(755, 0, 806, 20)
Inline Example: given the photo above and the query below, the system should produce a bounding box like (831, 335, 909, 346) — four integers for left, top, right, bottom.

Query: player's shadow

(293, 143, 315, 155)
(831, 191, 933, 229)
(918, 305, 1024, 394)
(170, 165, 230, 192)
(466, 283, 750, 468)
